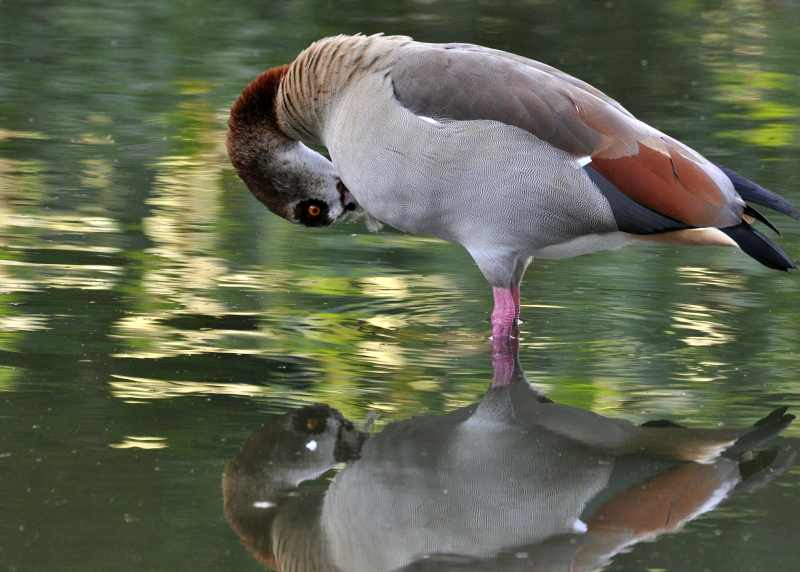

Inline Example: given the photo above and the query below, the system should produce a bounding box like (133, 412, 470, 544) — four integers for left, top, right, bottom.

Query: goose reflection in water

(223, 353, 794, 572)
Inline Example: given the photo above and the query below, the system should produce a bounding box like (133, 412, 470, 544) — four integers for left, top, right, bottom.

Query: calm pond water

(2, 1, 800, 570)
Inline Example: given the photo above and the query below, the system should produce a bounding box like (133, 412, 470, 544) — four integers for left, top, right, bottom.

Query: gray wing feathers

(391, 45, 603, 156)
(438, 42, 633, 115)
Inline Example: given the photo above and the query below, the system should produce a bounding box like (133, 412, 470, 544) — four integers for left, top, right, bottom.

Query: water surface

(1, 1, 799, 570)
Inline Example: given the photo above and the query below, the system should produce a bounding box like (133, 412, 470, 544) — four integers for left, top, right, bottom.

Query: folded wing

(390, 44, 744, 230)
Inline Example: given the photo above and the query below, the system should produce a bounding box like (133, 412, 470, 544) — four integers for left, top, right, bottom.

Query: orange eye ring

(308, 204, 321, 217)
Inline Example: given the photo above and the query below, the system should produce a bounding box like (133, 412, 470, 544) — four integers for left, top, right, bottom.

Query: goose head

(227, 65, 358, 227)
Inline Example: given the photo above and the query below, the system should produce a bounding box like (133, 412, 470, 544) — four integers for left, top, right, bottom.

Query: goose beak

(337, 180, 358, 213)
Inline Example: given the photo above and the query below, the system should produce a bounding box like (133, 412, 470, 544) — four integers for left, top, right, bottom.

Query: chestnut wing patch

(584, 165, 688, 234)
(590, 138, 739, 228)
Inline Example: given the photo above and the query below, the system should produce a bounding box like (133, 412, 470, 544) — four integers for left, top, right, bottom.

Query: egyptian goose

(227, 34, 798, 339)
(223, 382, 793, 571)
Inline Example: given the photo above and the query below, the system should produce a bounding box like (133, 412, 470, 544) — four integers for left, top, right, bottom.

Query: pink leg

(491, 328, 519, 387)
(490, 286, 521, 386)
(491, 286, 520, 340)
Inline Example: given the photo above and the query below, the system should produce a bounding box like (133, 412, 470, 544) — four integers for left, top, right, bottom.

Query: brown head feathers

(226, 65, 294, 218)
(227, 59, 346, 225)
(228, 64, 289, 133)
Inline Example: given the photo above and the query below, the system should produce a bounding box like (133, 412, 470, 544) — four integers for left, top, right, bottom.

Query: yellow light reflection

(109, 436, 168, 450)
(358, 340, 406, 368)
(368, 402, 399, 413)
(113, 312, 274, 359)
(364, 315, 407, 330)
(0, 267, 37, 294)
(0, 315, 48, 332)
(80, 159, 113, 190)
(0, 367, 18, 393)
(217, 270, 293, 291)
(8, 244, 120, 254)
(78, 133, 114, 146)
(109, 374, 274, 401)
(677, 266, 744, 290)
(671, 303, 732, 347)
(0, 260, 120, 291)
(0, 214, 119, 234)
(0, 129, 48, 141)
(360, 276, 411, 299)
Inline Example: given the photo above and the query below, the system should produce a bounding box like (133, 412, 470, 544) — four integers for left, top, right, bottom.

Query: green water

(1, 1, 799, 570)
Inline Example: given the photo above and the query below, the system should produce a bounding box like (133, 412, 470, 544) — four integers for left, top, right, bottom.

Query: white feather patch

(574, 156, 592, 168)
(418, 116, 441, 125)
(365, 214, 384, 232)
(572, 519, 589, 534)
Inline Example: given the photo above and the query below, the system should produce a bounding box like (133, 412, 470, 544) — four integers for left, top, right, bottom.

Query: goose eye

(292, 406, 329, 434)
(295, 199, 330, 227)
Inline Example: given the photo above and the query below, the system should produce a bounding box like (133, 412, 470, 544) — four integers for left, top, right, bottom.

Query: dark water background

(1, 0, 799, 570)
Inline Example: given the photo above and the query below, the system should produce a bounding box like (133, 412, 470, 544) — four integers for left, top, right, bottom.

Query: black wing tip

(724, 407, 794, 459)
(754, 406, 793, 427)
(722, 223, 796, 271)
(743, 204, 780, 235)
(717, 163, 798, 218)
